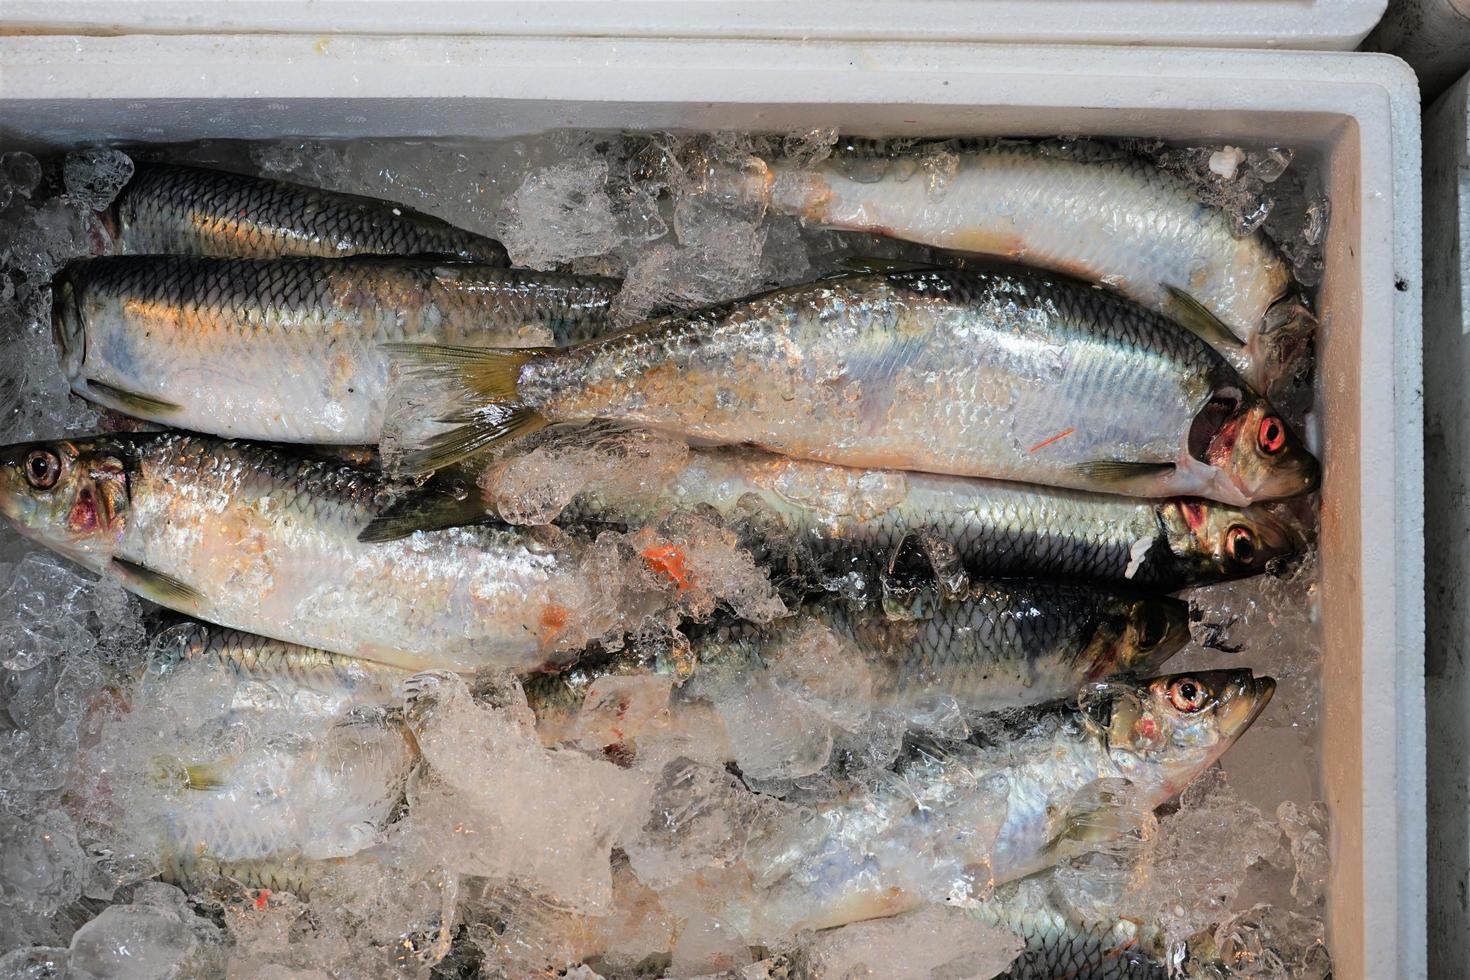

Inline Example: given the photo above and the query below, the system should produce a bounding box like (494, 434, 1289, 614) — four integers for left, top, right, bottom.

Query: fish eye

(1167, 677, 1208, 713)
(1258, 415, 1287, 455)
(1226, 525, 1257, 565)
(1136, 603, 1167, 650)
(22, 449, 60, 490)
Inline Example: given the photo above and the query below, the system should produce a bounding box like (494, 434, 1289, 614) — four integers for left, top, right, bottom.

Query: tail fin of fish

(380, 343, 553, 474)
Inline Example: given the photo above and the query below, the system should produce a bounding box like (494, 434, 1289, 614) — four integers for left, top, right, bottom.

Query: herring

(0, 433, 616, 673)
(753, 139, 1316, 392)
(52, 255, 618, 443)
(381, 267, 1319, 506)
(103, 162, 508, 263)
(533, 439, 1303, 590)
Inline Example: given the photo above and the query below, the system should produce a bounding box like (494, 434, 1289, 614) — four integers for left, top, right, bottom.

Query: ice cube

(0, 947, 67, 979)
(1115, 769, 1284, 947)
(0, 809, 85, 918)
(1, 153, 42, 200)
(1276, 801, 1329, 906)
(670, 914, 752, 976)
(403, 671, 647, 912)
(624, 758, 784, 891)
(1204, 903, 1331, 979)
(62, 149, 135, 211)
(66, 883, 221, 980)
(498, 158, 621, 269)
(793, 904, 1022, 980)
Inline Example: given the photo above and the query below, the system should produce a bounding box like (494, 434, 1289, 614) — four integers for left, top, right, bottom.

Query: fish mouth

(1211, 670, 1276, 739)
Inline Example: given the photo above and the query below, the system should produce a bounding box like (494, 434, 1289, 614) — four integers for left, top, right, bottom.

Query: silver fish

(52, 255, 617, 443)
(752, 139, 1315, 391)
(519, 437, 1302, 590)
(104, 162, 508, 263)
(384, 268, 1318, 506)
(739, 670, 1274, 938)
(0, 433, 618, 673)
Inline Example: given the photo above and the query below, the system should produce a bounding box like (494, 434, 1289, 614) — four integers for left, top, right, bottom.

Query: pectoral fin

(1163, 285, 1246, 351)
(1073, 460, 1176, 491)
(85, 379, 183, 417)
(111, 557, 206, 610)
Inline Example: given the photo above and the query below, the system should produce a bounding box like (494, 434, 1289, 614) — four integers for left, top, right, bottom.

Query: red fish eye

(1226, 525, 1257, 564)
(23, 449, 60, 490)
(1258, 416, 1287, 455)
(1168, 678, 1208, 713)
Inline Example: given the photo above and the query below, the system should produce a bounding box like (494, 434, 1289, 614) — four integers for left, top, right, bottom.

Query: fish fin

(84, 379, 183, 417)
(1073, 460, 1176, 490)
(840, 256, 939, 275)
(1162, 285, 1246, 351)
(382, 343, 553, 474)
(383, 343, 552, 396)
(111, 557, 206, 610)
(152, 756, 228, 791)
(1044, 778, 1151, 859)
(358, 484, 492, 543)
(403, 406, 549, 475)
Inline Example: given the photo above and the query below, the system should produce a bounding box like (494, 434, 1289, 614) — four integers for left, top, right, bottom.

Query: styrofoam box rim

(0, 35, 1425, 979)
(0, 0, 1390, 52)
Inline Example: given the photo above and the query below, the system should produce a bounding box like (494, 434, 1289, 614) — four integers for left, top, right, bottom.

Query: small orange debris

(539, 603, 571, 646)
(254, 889, 271, 910)
(1028, 427, 1076, 453)
(641, 543, 694, 592)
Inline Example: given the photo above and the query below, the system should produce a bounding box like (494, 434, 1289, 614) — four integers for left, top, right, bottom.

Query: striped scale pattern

(109, 162, 509, 263)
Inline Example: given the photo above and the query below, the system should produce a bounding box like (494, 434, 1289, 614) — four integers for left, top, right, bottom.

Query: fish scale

(108, 162, 508, 263)
(53, 255, 618, 443)
(695, 580, 1187, 717)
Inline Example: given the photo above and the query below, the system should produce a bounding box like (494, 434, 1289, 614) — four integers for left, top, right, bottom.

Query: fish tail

(381, 343, 552, 474)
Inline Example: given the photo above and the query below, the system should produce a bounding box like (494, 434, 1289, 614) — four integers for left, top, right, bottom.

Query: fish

(52, 255, 619, 443)
(979, 878, 1169, 980)
(693, 581, 1189, 720)
(0, 432, 621, 673)
(381, 267, 1319, 506)
(146, 620, 410, 715)
(506, 437, 1301, 590)
(102, 162, 509, 263)
(748, 138, 1315, 392)
(738, 669, 1275, 939)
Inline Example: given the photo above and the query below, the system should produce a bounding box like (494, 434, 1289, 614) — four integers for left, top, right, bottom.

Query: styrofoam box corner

(0, 0, 1389, 52)
(0, 35, 1425, 980)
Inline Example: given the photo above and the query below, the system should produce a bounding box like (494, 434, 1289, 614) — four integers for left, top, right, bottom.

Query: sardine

(695, 581, 1189, 718)
(752, 139, 1314, 391)
(529, 440, 1302, 590)
(0, 433, 620, 673)
(739, 669, 1274, 938)
(103, 162, 508, 263)
(52, 255, 618, 443)
(383, 268, 1318, 505)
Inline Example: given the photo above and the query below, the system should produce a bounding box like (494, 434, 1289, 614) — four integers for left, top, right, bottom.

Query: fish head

(1159, 499, 1303, 582)
(1082, 668, 1274, 798)
(1251, 293, 1318, 395)
(0, 437, 133, 571)
(1088, 594, 1190, 678)
(50, 268, 87, 381)
(1190, 386, 1319, 502)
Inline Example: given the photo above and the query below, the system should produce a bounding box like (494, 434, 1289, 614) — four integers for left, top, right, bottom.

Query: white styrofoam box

(1421, 67, 1469, 980)
(1367, 0, 1470, 102)
(0, 0, 1388, 52)
(0, 35, 1424, 978)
